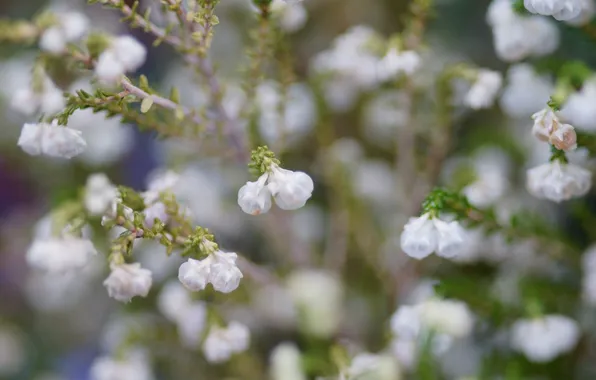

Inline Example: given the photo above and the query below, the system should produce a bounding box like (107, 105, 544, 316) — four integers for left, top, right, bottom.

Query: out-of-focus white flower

(524, 0, 582, 20)
(26, 236, 96, 273)
(95, 36, 146, 83)
(270, 0, 308, 32)
(362, 90, 410, 146)
(511, 315, 580, 362)
(0, 327, 25, 377)
(391, 305, 421, 339)
(254, 285, 297, 329)
(352, 160, 398, 205)
(18, 120, 87, 159)
(487, 0, 560, 62)
(464, 69, 502, 109)
(39, 12, 89, 54)
(103, 263, 153, 302)
(270, 343, 307, 380)
(400, 213, 467, 260)
(286, 270, 343, 338)
(176, 302, 208, 349)
(500, 64, 553, 118)
(343, 353, 401, 380)
(526, 161, 592, 202)
(89, 351, 154, 380)
(85, 173, 118, 215)
(66, 108, 134, 166)
(378, 48, 421, 80)
(565, 0, 595, 25)
(238, 173, 272, 215)
(560, 77, 596, 131)
(178, 250, 243, 293)
(417, 299, 474, 338)
(202, 322, 250, 363)
(157, 280, 193, 322)
(142, 170, 180, 204)
(12, 74, 65, 116)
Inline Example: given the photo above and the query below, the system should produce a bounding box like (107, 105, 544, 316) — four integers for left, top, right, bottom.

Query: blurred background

(3, 0, 596, 379)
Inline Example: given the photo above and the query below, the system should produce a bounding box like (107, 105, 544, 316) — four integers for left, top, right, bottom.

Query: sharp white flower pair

(178, 250, 243, 294)
(400, 213, 467, 260)
(238, 165, 314, 215)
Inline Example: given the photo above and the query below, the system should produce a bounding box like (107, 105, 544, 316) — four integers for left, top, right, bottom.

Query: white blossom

(26, 236, 96, 273)
(39, 12, 89, 54)
(89, 351, 154, 380)
(270, 343, 307, 380)
(103, 263, 153, 302)
(377, 48, 421, 80)
(417, 299, 474, 338)
(176, 302, 208, 349)
(178, 256, 214, 292)
(178, 250, 243, 293)
(209, 250, 244, 293)
(560, 77, 596, 131)
(463, 70, 502, 109)
(11, 76, 65, 116)
(270, 0, 308, 32)
(499, 64, 553, 118)
(565, 0, 595, 25)
(343, 353, 401, 380)
(390, 305, 422, 339)
(238, 173, 272, 215)
(524, 0, 583, 20)
(267, 165, 314, 210)
(202, 322, 250, 363)
(511, 315, 580, 362)
(526, 161, 592, 202)
(400, 213, 467, 260)
(18, 120, 87, 159)
(157, 280, 193, 322)
(95, 36, 146, 83)
(85, 173, 118, 215)
(286, 270, 344, 338)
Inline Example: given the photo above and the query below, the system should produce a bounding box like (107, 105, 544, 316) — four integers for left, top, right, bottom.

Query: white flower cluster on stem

(103, 263, 153, 303)
(527, 160, 592, 202)
(400, 213, 467, 260)
(238, 164, 314, 215)
(18, 120, 87, 159)
(531, 108, 577, 151)
(510, 314, 580, 362)
(202, 322, 250, 363)
(487, 0, 559, 62)
(178, 250, 243, 293)
(11, 74, 65, 116)
(95, 36, 147, 84)
(524, 0, 583, 21)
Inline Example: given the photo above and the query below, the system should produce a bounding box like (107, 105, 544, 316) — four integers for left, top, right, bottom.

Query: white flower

(378, 48, 421, 80)
(178, 256, 214, 292)
(85, 173, 118, 215)
(390, 305, 422, 339)
(433, 219, 467, 258)
(464, 70, 502, 109)
(417, 299, 474, 338)
(143, 202, 168, 227)
(344, 353, 401, 380)
(143, 170, 180, 204)
(89, 351, 154, 380)
(565, 0, 595, 25)
(270, 0, 308, 32)
(178, 250, 243, 293)
(499, 64, 553, 118)
(209, 250, 244, 293)
(202, 322, 250, 363)
(531, 108, 559, 141)
(286, 270, 344, 338)
(524, 0, 582, 20)
(526, 161, 592, 202)
(401, 213, 467, 260)
(95, 36, 146, 83)
(103, 263, 153, 302)
(176, 302, 208, 349)
(267, 165, 314, 210)
(26, 237, 96, 273)
(560, 77, 596, 131)
(39, 12, 89, 54)
(11, 76, 65, 116)
(18, 120, 87, 159)
(270, 343, 307, 380)
(511, 315, 580, 362)
(157, 280, 193, 322)
(238, 173, 272, 215)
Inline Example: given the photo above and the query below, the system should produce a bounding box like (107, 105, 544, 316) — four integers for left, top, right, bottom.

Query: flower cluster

(202, 322, 250, 363)
(238, 164, 314, 215)
(95, 36, 147, 84)
(524, 0, 583, 21)
(400, 213, 467, 260)
(531, 108, 577, 151)
(178, 250, 243, 293)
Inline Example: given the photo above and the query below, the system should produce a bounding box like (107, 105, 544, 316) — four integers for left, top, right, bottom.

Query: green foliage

(248, 145, 280, 176)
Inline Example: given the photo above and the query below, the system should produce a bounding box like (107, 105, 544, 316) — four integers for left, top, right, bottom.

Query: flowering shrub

(2, 0, 596, 379)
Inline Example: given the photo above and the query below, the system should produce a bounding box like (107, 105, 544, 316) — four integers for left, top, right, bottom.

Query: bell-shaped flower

(527, 161, 592, 202)
(400, 213, 438, 259)
(18, 120, 86, 159)
(103, 263, 153, 302)
(209, 250, 243, 293)
(178, 256, 214, 292)
(238, 173, 272, 215)
(267, 166, 314, 210)
(433, 219, 466, 258)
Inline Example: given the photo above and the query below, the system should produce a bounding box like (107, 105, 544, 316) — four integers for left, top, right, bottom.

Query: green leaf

(140, 97, 154, 113)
